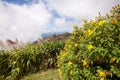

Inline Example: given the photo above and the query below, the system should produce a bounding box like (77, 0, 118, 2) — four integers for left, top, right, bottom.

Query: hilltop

(33, 32, 71, 44)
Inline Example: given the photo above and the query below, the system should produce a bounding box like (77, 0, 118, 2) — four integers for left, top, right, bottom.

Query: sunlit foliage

(58, 4, 120, 80)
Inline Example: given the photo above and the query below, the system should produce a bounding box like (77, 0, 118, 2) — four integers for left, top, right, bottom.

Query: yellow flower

(68, 61, 73, 66)
(90, 20, 96, 26)
(72, 31, 77, 35)
(99, 71, 106, 78)
(58, 69, 61, 73)
(110, 19, 117, 25)
(110, 57, 115, 63)
(60, 52, 67, 60)
(88, 45, 93, 50)
(58, 69, 62, 80)
(99, 20, 105, 26)
(75, 43, 78, 47)
(100, 77, 105, 80)
(88, 29, 93, 36)
(70, 41, 74, 44)
(70, 70, 73, 75)
(82, 60, 88, 67)
(84, 29, 94, 38)
(58, 68, 62, 76)
(68, 45, 72, 48)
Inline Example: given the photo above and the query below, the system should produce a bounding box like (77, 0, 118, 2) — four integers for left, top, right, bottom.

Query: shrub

(58, 4, 120, 80)
(0, 40, 65, 80)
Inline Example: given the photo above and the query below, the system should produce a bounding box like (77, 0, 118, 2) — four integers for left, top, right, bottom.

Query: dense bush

(58, 5, 120, 80)
(0, 41, 65, 80)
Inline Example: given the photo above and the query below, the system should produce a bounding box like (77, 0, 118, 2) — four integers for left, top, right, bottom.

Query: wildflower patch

(58, 4, 120, 80)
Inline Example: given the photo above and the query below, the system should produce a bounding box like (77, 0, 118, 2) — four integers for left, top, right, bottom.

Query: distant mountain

(41, 32, 54, 39)
(33, 32, 71, 44)
(41, 32, 67, 39)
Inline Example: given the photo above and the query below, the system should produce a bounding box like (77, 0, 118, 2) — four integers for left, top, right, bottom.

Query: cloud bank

(0, 1, 51, 42)
(0, 0, 119, 43)
(47, 0, 120, 20)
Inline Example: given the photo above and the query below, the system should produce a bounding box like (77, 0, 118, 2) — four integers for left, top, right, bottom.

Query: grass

(21, 69, 60, 80)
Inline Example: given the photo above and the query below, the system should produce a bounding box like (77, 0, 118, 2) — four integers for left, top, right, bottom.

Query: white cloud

(0, 0, 120, 43)
(47, 0, 120, 20)
(53, 17, 74, 32)
(54, 18, 67, 27)
(0, 1, 51, 42)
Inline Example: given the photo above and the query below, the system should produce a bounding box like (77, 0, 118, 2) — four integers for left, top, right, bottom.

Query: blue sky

(0, 0, 120, 42)
(2, 0, 37, 5)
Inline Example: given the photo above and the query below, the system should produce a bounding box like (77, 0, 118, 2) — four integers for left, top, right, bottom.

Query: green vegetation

(58, 5, 120, 80)
(21, 69, 59, 80)
(0, 41, 65, 80)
